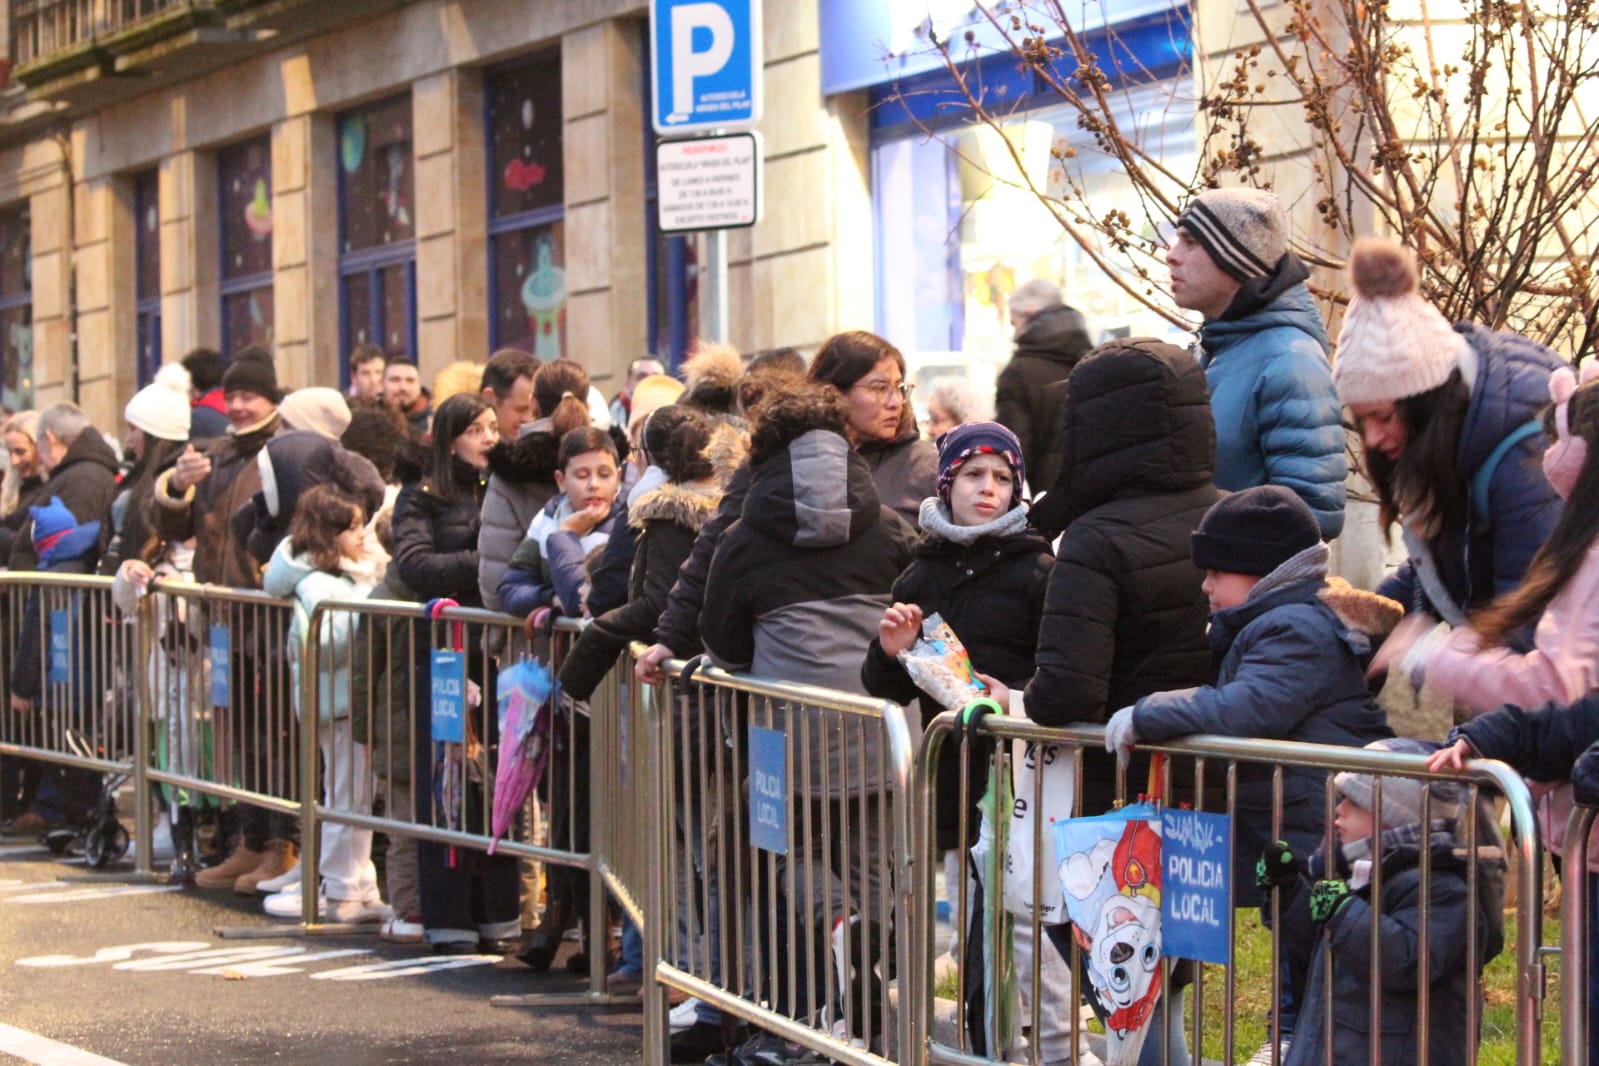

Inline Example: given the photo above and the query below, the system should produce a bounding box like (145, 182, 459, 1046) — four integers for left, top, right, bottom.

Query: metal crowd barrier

(1562, 803, 1598, 1064)
(1, 573, 139, 864)
(913, 713, 1548, 1066)
(636, 655, 917, 1066)
(134, 579, 299, 879)
(297, 599, 648, 1007)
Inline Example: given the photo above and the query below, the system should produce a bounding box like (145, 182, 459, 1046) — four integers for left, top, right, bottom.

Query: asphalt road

(0, 838, 645, 1065)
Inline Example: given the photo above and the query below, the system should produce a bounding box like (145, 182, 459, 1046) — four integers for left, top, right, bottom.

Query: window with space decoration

(134, 169, 161, 385)
(486, 53, 566, 361)
(0, 205, 31, 411)
(218, 137, 274, 356)
(339, 94, 416, 367)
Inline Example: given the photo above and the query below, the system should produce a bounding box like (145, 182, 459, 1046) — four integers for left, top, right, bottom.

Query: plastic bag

(899, 612, 987, 711)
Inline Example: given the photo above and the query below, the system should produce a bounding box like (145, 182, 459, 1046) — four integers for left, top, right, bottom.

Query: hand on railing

(635, 642, 672, 685)
(9, 694, 32, 714)
(1309, 877, 1354, 923)
(1425, 738, 1475, 775)
(1103, 704, 1138, 769)
(1256, 839, 1304, 892)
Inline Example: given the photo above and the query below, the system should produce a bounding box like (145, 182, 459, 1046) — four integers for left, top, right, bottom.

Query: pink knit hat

(1332, 239, 1467, 406)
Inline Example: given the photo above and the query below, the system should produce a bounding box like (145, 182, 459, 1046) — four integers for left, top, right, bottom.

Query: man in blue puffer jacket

(1167, 188, 1348, 539)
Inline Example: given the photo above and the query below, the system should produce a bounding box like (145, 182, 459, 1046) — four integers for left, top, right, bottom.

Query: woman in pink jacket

(1378, 362, 1599, 867)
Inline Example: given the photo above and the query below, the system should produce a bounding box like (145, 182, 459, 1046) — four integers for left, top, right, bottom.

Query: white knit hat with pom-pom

(1332, 238, 1468, 406)
(124, 363, 193, 442)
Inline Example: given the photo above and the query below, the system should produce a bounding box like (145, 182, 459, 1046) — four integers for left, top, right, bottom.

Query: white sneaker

(127, 820, 174, 864)
(327, 897, 393, 924)
(255, 866, 302, 895)
(1240, 1039, 1291, 1066)
(381, 916, 425, 944)
(264, 884, 319, 919)
(668, 997, 700, 1033)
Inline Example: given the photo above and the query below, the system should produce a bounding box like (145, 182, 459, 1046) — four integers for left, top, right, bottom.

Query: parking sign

(650, 0, 762, 134)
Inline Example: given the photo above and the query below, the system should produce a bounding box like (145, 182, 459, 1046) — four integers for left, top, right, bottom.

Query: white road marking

(0, 1023, 129, 1065)
(3, 884, 179, 904)
(16, 940, 493, 983)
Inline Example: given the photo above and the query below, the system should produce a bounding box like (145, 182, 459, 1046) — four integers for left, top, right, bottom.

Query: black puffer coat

(392, 458, 490, 606)
(995, 304, 1093, 491)
(0, 474, 46, 567)
(1022, 339, 1222, 816)
(861, 512, 1053, 848)
(855, 429, 937, 529)
(101, 437, 186, 575)
(702, 429, 916, 796)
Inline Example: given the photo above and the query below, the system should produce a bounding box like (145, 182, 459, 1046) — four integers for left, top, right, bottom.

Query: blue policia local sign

(649, 0, 763, 135)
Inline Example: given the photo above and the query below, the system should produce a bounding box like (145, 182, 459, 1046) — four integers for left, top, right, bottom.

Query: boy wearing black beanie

(1102, 484, 1393, 1060)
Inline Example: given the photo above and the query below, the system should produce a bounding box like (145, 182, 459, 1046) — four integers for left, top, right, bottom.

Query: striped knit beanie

(935, 421, 1025, 509)
(1177, 188, 1289, 281)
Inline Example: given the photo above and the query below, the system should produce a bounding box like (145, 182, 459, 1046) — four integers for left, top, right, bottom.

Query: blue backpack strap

(1471, 419, 1543, 524)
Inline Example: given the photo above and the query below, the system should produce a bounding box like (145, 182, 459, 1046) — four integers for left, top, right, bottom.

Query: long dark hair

(808, 330, 913, 440)
(425, 392, 492, 503)
(288, 484, 365, 575)
(1361, 370, 1471, 539)
(1471, 379, 1599, 645)
(532, 359, 592, 438)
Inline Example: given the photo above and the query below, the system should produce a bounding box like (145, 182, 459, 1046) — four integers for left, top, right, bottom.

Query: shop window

(486, 53, 567, 361)
(339, 94, 416, 368)
(643, 57, 695, 370)
(0, 205, 31, 411)
(134, 169, 161, 385)
(872, 82, 1196, 393)
(218, 136, 274, 357)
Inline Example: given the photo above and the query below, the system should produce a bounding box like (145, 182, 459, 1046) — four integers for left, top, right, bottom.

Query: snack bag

(898, 611, 987, 710)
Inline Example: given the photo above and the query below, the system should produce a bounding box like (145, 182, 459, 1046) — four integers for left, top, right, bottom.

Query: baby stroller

(42, 730, 129, 869)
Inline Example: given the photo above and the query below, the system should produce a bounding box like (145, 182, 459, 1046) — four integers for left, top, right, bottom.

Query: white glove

(1104, 704, 1138, 767)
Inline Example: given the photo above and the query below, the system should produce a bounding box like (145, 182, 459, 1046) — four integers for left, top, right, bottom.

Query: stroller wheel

(86, 823, 129, 869)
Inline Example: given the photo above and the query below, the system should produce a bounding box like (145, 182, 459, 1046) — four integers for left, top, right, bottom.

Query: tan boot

(194, 843, 266, 889)
(234, 839, 298, 895)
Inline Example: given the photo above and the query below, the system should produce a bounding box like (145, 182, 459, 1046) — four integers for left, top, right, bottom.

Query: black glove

(1309, 879, 1354, 924)
(1574, 739, 1599, 809)
(1256, 840, 1303, 892)
(951, 697, 1002, 749)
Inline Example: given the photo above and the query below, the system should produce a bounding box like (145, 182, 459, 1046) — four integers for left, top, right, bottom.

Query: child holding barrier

(1260, 738, 1494, 1066)
(1103, 485, 1393, 1063)
(861, 421, 1057, 1060)
(259, 483, 390, 922)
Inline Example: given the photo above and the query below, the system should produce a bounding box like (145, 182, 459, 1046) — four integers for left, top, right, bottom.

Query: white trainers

(327, 897, 393, 924)
(381, 916, 425, 943)
(1241, 1039, 1291, 1066)
(264, 884, 316, 919)
(668, 997, 700, 1033)
(254, 865, 302, 895)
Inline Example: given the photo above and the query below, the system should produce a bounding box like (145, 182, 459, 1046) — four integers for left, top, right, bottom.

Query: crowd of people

(0, 187, 1596, 1066)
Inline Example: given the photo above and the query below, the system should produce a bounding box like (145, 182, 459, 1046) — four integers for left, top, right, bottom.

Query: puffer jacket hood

(1455, 320, 1565, 477)
(1050, 338, 1215, 518)
(629, 480, 720, 533)
(741, 429, 882, 548)
(53, 428, 122, 482)
(486, 428, 560, 485)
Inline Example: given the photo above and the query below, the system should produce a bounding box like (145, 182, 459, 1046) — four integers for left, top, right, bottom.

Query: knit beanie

(29, 496, 102, 567)
(1335, 738, 1460, 828)
(626, 374, 687, 439)
(124, 363, 192, 442)
(935, 421, 1025, 509)
(279, 387, 353, 441)
(1332, 239, 1466, 406)
(220, 345, 282, 403)
(1176, 188, 1289, 280)
(1190, 485, 1320, 576)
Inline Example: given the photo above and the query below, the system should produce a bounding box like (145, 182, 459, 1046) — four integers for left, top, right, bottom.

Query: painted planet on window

(341, 116, 367, 173)
(244, 178, 272, 239)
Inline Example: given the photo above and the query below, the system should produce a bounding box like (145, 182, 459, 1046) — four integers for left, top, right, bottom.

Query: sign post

(649, 0, 763, 343)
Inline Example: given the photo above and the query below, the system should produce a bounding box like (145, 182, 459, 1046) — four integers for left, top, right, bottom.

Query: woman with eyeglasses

(809, 330, 937, 528)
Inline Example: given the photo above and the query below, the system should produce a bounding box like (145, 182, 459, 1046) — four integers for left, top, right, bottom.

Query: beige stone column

(159, 150, 220, 364)
(272, 111, 338, 391)
(28, 181, 74, 413)
(721, 0, 872, 352)
(563, 20, 647, 394)
(70, 174, 135, 427)
(413, 68, 490, 382)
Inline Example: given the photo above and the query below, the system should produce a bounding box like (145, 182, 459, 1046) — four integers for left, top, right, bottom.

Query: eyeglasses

(856, 380, 915, 403)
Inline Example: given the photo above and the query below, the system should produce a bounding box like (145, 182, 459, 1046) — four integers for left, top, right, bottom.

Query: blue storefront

(821, 1, 1196, 392)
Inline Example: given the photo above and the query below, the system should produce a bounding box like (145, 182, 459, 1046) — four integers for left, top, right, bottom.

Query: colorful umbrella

(486, 657, 554, 854)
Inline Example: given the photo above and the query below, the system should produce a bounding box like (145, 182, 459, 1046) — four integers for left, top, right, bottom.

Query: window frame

(216, 135, 275, 358)
(133, 168, 162, 385)
(337, 94, 418, 381)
